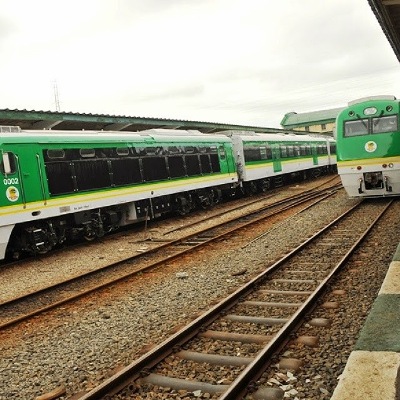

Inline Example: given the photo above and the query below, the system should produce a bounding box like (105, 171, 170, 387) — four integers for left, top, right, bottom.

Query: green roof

(281, 107, 344, 128)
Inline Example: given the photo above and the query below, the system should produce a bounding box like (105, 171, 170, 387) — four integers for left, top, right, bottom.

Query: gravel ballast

(1, 187, 399, 400)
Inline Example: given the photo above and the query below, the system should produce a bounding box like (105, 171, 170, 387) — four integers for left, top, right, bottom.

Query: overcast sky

(1, 0, 399, 128)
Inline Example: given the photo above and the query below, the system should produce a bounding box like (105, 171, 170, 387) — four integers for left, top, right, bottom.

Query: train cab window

(47, 149, 65, 159)
(1, 152, 16, 174)
(344, 119, 368, 137)
(372, 115, 397, 134)
(116, 147, 130, 156)
(80, 149, 96, 158)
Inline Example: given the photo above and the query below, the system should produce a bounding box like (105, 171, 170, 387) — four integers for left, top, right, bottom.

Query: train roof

(0, 127, 233, 145)
(223, 130, 332, 142)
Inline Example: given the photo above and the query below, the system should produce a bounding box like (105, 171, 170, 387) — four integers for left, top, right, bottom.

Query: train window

(344, 119, 368, 137)
(294, 146, 300, 157)
(168, 156, 186, 178)
(199, 147, 207, 154)
(111, 158, 142, 185)
(210, 153, 220, 172)
(167, 146, 181, 154)
(259, 146, 272, 160)
(200, 154, 212, 173)
(184, 146, 197, 154)
(287, 146, 294, 157)
(244, 147, 260, 161)
(145, 147, 163, 156)
(116, 148, 130, 156)
(45, 162, 75, 195)
(142, 157, 168, 181)
(372, 115, 397, 134)
(1, 152, 16, 174)
(75, 160, 111, 190)
(185, 154, 201, 175)
(47, 149, 65, 159)
(280, 146, 287, 158)
(300, 146, 307, 156)
(80, 149, 96, 158)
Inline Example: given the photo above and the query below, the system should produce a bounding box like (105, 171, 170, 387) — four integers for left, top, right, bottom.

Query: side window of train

(80, 149, 95, 158)
(1, 152, 17, 174)
(116, 147, 130, 156)
(280, 145, 287, 158)
(260, 146, 272, 160)
(46, 149, 66, 160)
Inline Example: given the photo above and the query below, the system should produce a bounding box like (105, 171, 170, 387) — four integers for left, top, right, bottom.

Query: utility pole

(53, 80, 61, 111)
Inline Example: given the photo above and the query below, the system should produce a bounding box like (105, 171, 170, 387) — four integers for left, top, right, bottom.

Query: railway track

(74, 198, 393, 400)
(0, 182, 341, 331)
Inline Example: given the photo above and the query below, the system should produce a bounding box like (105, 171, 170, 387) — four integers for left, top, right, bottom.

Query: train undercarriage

(5, 166, 334, 259)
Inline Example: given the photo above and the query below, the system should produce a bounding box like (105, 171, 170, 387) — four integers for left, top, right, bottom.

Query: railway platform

(330, 243, 400, 400)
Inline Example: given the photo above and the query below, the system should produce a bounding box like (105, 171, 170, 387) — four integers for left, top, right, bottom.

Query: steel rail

(0, 184, 340, 331)
(76, 199, 393, 399)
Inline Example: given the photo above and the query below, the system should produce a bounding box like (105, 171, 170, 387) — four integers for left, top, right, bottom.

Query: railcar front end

(336, 96, 400, 198)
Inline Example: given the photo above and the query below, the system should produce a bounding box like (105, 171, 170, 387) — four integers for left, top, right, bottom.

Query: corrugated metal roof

(369, 0, 400, 63)
(280, 107, 344, 128)
(0, 108, 291, 134)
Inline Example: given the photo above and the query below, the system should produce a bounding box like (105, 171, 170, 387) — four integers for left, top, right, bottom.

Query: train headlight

(386, 105, 393, 112)
(382, 164, 387, 168)
(389, 163, 394, 168)
(364, 107, 377, 115)
(357, 166, 362, 170)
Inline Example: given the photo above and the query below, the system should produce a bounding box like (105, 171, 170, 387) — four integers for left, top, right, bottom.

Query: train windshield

(372, 115, 397, 134)
(344, 119, 368, 137)
(344, 114, 398, 137)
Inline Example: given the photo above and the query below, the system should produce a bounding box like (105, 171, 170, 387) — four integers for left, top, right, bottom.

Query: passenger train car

(0, 127, 336, 260)
(336, 96, 400, 198)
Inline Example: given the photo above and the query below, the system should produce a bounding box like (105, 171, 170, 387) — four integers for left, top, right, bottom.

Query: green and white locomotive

(336, 96, 400, 197)
(0, 127, 335, 260)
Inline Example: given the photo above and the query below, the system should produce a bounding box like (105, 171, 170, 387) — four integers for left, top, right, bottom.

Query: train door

(272, 144, 282, 172)
(0, 151, 25, 207)
(312, 145, 319, 166)
(4, 145, 47, 207)
(219, 144, 235, 174)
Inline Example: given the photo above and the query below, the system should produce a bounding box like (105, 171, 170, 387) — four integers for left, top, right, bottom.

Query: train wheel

(245, 182, 258, 196)
(176, 195, 193, 215)
(258, 179, 270, 193)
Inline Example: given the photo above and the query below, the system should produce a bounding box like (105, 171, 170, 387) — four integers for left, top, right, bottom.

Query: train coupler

(358, 178, 364, 194)
(384, 176, 393, 192)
